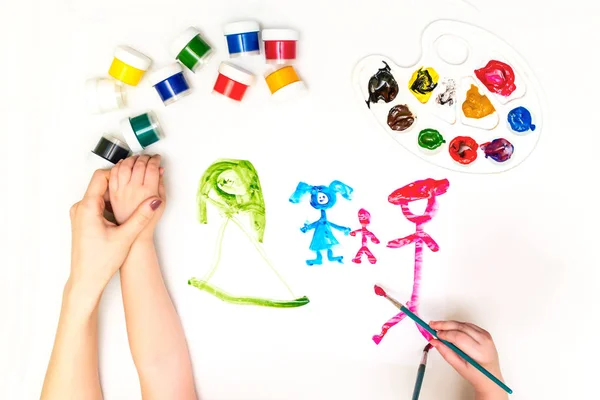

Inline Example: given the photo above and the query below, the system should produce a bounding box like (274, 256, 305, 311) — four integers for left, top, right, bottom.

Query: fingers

(430, 320, 485, 343)
(144, 155, 161, 187)
(131, 155, 151, 185)
(436, 329, 479, 350)
(430, 339, 469, 375)
(117, 197, 163, 242)
(118, 155, 139, 187)
(84, 169, 110, 198)
(109, 160, 121, 193)
(158, 175, 166, 201)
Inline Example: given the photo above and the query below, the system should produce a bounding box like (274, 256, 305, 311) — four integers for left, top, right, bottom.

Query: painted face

(317, 192, 329, 205)
(358, 209, 371, 225)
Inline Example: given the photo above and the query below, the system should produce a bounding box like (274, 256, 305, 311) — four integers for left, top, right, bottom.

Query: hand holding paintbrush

(374, 285, 511, 399)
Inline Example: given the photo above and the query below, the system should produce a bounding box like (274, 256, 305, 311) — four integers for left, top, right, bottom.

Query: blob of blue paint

(224, 21, 260, 57)
(149, 64, 191, 106)
(481, 138, 514, 163)
(289, 181, 353, 266)
(507, 106, 536, 133)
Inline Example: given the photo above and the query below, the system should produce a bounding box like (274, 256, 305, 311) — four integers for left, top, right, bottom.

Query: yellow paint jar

(264, 65, 306, 100)
(108, 46, 152, 86)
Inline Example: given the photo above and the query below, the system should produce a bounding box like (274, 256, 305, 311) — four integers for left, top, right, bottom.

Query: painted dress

(309, 218, 340, 251)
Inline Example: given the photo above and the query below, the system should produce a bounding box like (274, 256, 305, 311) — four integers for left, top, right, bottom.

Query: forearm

(474, 369, 508, 400)
(41, 282, 102, 400)
(120, 238, 196, 399)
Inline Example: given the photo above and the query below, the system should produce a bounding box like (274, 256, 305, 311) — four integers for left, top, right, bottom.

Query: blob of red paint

(474, 60, 516, 97)
(374, 285, 386, 297)
(449, 136, 478, 165)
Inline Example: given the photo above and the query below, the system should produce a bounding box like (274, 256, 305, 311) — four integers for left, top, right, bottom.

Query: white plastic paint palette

(352, 20, 544, 174)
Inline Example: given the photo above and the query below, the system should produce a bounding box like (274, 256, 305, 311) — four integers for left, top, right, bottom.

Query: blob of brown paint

(462, 84, 495, 119)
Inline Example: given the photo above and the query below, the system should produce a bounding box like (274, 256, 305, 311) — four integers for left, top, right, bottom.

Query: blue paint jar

(149, 63, 191, 106)
(223, 21, 260, 57)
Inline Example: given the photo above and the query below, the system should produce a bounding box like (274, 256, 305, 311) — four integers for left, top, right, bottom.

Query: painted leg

(352, 247, 367, 264)
(306, 251, 323, 266)
(327, 248, 343, 263)
(408, 302, 433, 341)
(372, 311, 408, 344)
(364, 247, 377, 264)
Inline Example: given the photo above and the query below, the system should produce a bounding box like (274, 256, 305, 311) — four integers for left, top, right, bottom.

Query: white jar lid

(119, 117, 144, 153)
(262, 29, 299, 41)
(223, 21, 260, 35)
(170, 27, 201, 58)
(271, 80, 307, 101)
(114, 45, 152, 71)
(85, 78, 124, 114)
(218, 62, 255, 86)
(148, 63, 184, 86)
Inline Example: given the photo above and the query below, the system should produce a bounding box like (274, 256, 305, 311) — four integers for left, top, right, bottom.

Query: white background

(1, 0, 599, 399)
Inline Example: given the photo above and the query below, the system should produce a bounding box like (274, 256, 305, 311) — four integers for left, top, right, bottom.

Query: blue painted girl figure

(289, 181, 353, 265)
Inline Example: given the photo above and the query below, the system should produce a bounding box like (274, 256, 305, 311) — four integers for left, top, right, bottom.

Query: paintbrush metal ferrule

(383, 292, 405, 310)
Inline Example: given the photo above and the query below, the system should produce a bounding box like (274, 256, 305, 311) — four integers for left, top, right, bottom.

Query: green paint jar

(418, 128, 445, 154)
(171, 27, 213, 72)
(120, 111, 162, 153)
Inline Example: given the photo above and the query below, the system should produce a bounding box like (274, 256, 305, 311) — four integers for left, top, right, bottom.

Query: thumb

(117, 197, 162, 241)
(430, 339, 469, 376)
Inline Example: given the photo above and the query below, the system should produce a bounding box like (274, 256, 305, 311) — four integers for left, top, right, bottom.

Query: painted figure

(188, 159, 309, 308)
(289, 181, 353, 266)
(373, 178, 449, 344)
(350, 208, 380, 264)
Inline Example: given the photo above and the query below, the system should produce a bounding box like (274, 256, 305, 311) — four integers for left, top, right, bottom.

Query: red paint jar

(262, 29, 299, 64)
(213, 62, 255, 102)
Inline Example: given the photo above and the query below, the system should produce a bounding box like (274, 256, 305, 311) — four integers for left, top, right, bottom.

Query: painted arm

(328, 221, 351, 235)
(366, 230, 380, 244)
(349, 229, 361, 237)
(120, 238, 197, 400)
(301, 220, 318, 233)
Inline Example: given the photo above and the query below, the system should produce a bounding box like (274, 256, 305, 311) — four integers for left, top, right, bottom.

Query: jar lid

(119, 117, 144, 153)
(223, 21, 260, 35)
(218, 62, 255, 86)
(148, 63, 184, 86)
(262, 29, 299, 41)
(170, 27, 201, 58)
(114, 45, 152, 70)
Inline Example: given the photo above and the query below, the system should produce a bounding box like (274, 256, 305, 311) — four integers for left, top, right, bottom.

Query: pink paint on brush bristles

(374, 285, 386, 297)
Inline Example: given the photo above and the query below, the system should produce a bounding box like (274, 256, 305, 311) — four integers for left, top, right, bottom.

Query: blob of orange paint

(462, 84, 495, 119)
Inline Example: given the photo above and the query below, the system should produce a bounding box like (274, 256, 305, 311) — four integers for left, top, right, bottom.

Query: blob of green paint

(418, 129, 445, 151)
(189, 159, 309, 308)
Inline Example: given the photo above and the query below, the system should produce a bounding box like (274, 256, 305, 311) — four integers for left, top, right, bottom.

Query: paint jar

(85, 78, 126, 114)
(92, 135, 130, 164)
(223, 21, 260, 57)
(149, 63, 192, 106)
(264, 65, 306, 100)
(120, 111, 163, 153)
(108, 46, 152, 86)
(213, 62, 255, 102)
(171, 27, 213, 72)
(262, 29, 299, 64)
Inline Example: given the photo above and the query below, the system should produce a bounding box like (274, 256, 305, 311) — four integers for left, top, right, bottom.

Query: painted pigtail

(329, 180, 353, 200)
(289, 182, 314, 203)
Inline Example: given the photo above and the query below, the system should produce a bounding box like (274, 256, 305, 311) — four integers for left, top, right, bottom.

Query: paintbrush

(374, 285, 513, 395)
(412, 343, 432, 400)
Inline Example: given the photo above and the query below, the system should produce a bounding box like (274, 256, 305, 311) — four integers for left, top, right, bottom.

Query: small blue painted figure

(289, 181, 353, 266)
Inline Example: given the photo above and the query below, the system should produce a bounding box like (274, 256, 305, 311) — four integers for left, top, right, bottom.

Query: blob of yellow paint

(462, 84, 496, 119)
(265, 65, 300, 94)
(408, 67, 439, 103)
(109, 58, 146, 86)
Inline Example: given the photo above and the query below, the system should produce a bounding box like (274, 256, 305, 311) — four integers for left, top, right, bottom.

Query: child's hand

(429, 320, 508, 400)
(69, 169, 161, 308)
(109, 155, 166, 239)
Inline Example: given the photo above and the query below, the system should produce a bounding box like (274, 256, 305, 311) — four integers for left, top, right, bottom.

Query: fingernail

(150, 199, 162, 210)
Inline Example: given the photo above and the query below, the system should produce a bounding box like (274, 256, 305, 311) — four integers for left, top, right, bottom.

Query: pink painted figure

(373, 178, 449, 344)
(350, 208, 380, 264)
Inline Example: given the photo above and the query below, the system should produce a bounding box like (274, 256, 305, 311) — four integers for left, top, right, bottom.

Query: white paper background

(2, 0, 599, 399)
